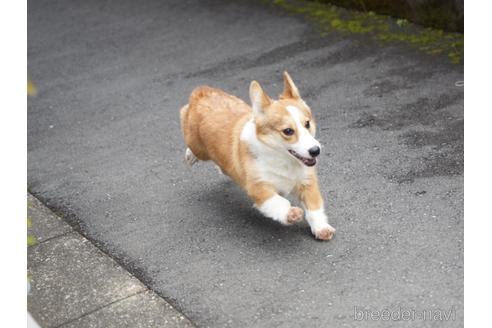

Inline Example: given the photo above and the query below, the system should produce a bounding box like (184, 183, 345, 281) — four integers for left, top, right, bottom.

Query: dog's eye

(282, 128, 294, 136)
(305, 121, 310, 129)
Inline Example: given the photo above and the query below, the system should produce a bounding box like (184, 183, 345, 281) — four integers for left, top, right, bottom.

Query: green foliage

(396, 18, 408, 27)
(27, 235, 38, 247)
(267, 0, 463, 64)
(309, 0, 463, 32)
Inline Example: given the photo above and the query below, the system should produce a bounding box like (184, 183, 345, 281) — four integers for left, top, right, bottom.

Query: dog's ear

(250, 80, 272, 116)
(281, 71, 301, 99)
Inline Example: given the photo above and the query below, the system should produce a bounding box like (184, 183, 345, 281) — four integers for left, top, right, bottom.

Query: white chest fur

(240, 120, 309, 195)
(255, 155, 308, 195)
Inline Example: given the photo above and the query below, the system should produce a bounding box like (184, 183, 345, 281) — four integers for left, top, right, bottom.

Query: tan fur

(180, 86, 309, 205)
(180, 86, 253, 186)
(255, 101, 300, 145)
(180, 72, 334, 240)
(294, 174, 323, 210)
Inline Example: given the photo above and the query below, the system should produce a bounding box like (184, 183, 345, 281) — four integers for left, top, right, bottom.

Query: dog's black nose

(308, 146, 320, 157)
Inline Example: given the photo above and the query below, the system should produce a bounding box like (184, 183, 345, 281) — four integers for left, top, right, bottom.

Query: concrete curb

(27, 193, 195, 328)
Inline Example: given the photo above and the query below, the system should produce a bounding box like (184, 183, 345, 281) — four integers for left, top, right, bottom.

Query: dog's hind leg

(215, 164, 228, 176)
(185, 147, 198, 166)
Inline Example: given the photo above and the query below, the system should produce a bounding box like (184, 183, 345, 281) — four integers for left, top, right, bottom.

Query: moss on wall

(267, 0, 463, 64)
(310, 0, 463, 32)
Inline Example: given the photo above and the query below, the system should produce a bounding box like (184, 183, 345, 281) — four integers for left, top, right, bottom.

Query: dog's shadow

(191, 178, 312, 251)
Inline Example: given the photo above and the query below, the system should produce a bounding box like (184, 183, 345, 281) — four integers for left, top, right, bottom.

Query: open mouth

(288, 150, 317, 167)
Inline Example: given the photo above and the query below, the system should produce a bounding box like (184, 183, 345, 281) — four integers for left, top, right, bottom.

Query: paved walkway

(28, 193, 194, 328)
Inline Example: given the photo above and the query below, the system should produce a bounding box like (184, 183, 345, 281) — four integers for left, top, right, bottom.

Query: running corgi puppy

(180, 72, 335, 240)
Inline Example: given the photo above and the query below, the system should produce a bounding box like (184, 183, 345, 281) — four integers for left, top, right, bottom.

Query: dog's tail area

(179, 104, 189, 132)
(185, 147, 198, 166)
(180, 104, 198, 166)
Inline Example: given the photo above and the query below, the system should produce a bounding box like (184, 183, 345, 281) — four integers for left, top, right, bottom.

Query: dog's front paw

(286, 206, 304, 224)
(313, 225, 336, 241)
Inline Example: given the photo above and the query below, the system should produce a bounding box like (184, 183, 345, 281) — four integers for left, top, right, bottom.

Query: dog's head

(249, 71, 321, 167)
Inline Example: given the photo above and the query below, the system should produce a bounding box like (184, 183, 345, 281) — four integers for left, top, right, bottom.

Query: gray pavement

(27, 193, 194, 328)
(28, 0, 463, 327)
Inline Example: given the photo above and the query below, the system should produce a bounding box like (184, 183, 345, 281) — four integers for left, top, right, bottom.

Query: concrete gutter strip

(27, 193, 194, 328)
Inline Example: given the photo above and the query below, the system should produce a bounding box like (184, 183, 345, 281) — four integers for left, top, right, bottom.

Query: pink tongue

(303, 158, 316, 166)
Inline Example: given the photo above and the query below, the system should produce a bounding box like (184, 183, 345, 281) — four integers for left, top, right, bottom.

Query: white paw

(286, 207, 304, 224)
(312, 224, 336, 241)
(305, 208, 335, 241)
(185, 148, 198, 166)
(258, 194, 292, 224)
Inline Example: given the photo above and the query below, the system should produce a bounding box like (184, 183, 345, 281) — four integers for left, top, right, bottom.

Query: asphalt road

(28, 0, 464, 327)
